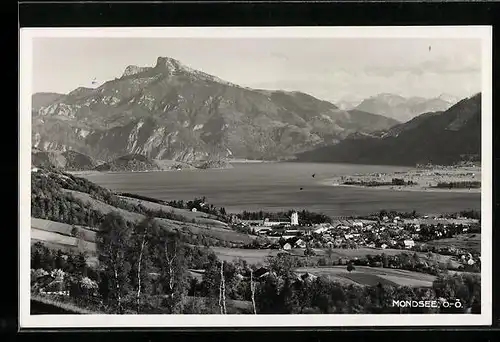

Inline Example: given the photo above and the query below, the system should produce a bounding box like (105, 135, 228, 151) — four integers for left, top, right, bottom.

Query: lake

(83, 162, 480, 217)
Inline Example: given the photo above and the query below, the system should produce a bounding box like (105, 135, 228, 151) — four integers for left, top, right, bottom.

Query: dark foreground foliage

(32, 215, 481, 315)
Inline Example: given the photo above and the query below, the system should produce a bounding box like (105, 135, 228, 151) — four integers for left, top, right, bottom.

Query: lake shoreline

(67, 165, 235, 176)
(321, 181, 481, 194)
(320, 166, 481, 194)
(76, 162, 480, 217)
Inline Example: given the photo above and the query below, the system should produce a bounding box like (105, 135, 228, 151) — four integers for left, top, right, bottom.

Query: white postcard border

(19, 26, 493, 328)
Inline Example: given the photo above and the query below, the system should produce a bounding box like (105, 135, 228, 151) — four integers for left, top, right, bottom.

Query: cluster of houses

(31, 268, 99, 297)
(235, 213, 480, 256)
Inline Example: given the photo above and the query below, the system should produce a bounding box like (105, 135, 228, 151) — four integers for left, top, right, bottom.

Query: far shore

(66, 169, 171, 176)
(66, 164, 236, 176)
(65, 159, 277, 176)
(227, 159, 276, 164)
(320, 179, 481, 194)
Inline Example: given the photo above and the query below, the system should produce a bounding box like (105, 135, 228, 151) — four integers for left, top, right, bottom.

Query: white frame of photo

(19, 26, 493, 328)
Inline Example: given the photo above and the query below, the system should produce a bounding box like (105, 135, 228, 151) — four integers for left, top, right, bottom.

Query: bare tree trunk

(113, 266, 122, 314)
(250, 269, 256, 314)
(168, 262, 174, 298)
(165, 239, 177, 311)
(136, 234, 147, 314)
(219, 261, 226, 314)
(218, 271, 223, 314)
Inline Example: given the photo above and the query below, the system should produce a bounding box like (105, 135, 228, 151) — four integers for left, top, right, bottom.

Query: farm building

(298, 272, 318, 282)
(257, 228, 272, 235)
(283, 243, 292, 250)
(403, 239, 415, 249)
(295, 239, 306, 249)
(314, 226, 328, 234)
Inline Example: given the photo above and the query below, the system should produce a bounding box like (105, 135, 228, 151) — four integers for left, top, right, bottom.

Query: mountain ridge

(32, 56, 400, 163)
(355, 93, 458, 123)
(295, 93, 481, 166)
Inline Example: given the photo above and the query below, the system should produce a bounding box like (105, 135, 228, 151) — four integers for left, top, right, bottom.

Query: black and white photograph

(19, 26, 492, 328)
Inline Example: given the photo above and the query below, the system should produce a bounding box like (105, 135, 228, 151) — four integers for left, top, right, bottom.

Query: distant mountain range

(295, 93, 481, 166)
(354, 93, 460, 123)
(31, 56, 400, 164)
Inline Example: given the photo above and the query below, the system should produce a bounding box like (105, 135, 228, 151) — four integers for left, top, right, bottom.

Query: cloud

(364, 57, 481, 77)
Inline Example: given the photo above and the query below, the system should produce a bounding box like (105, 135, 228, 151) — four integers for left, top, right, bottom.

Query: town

(230, 210, 481, 269)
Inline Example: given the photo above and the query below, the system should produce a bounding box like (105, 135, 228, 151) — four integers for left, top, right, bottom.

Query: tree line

(31, 172, 106, 227)
(237, 209, 332, 225)
(435, 181, 481, 189)
(254, 253, 480, 314)
(119, 193, 228, 220)
(343, 178, 417, 187)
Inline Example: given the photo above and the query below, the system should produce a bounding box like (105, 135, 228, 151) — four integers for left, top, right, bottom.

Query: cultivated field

(118, 196, 229, 228)
(63, 189, 144, 223)
(31, 218, 98, 266)
(425, 233, 481, 253)
(32, 217, 97, 242)
(295, 265, 437, 287)
(314, 246, 460, 267)
(31, 230, 98, 267)
(209, 247, 281, 264)
(32, 229, 78, 248)
(60, 190, 255, 246)
(209, 246, 461, 270)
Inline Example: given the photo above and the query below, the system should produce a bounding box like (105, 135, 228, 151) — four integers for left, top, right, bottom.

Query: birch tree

(131, 216, 156, 314)
(219, 260, 226, 314)
(151, 229, 188, 313)
(250, 268, 257, 314)
(97, 212, 132, 314)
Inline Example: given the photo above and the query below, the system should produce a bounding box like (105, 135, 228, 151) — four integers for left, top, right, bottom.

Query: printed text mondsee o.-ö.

(391, 299, 463, 309)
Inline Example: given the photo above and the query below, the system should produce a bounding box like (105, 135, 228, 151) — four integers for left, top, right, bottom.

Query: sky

(32, 37, 482, 104)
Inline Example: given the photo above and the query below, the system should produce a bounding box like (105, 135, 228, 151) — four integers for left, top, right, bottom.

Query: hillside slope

(32, 56, 399, 163)
(295, 93, 481, 166)
(94, 154, 161, 172)
(31, 168, 254, 249)
(32, 150, 97, 171)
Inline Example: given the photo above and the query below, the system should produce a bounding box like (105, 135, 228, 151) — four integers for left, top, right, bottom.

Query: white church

(263, 211, 299, 227)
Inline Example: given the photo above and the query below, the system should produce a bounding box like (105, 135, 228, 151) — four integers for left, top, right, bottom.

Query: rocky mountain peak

(122, 65, 151, 77)
(154, 56, 183, 71)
